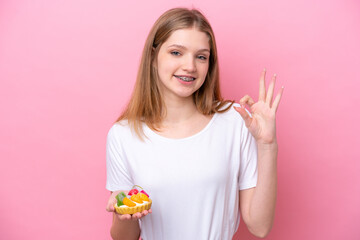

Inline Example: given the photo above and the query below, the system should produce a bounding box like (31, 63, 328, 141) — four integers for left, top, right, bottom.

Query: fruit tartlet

(114, 185, 152, 215)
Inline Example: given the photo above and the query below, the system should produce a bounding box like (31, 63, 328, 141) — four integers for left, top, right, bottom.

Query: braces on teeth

(178, 76, 195, 82)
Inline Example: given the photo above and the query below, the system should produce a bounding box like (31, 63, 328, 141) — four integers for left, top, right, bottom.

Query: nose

(182, 55, 196, 73)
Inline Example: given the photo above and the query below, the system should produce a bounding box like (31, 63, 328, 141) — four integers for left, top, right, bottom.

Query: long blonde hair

(117, 8, 233, 139)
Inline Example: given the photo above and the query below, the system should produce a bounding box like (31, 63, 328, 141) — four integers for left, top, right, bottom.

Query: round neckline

(144, 113, 218, 142)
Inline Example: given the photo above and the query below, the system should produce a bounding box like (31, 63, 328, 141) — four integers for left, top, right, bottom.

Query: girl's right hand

(106, 190, 152, 221)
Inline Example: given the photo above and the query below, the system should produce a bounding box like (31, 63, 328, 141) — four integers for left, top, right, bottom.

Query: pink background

(1, 0, 359, 239)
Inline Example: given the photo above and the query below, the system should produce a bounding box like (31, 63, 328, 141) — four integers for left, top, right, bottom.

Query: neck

(162, 95, 199, 125)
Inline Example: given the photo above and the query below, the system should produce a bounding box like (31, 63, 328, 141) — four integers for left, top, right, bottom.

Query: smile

(174, 75, 196, 82)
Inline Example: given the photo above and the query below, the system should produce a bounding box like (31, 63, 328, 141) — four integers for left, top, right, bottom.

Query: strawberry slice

(128, 189, 139, 196)
(140, 190, 149, 197)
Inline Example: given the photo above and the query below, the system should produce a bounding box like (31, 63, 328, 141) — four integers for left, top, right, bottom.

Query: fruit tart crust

(114, 199, 152, 215)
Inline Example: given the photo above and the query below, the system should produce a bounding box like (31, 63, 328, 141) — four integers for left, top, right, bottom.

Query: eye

(170, 51, 181, 56)
(197, 55, 207, 60)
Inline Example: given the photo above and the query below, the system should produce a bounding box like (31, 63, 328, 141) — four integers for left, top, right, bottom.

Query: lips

(174, 75, 196, 82)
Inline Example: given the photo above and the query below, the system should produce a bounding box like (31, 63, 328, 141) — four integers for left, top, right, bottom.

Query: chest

(123, 132, 240, 193)
(154, 114, 213, 139)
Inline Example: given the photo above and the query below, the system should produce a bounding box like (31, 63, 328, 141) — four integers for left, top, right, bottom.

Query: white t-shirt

(106, 105, 258, 240)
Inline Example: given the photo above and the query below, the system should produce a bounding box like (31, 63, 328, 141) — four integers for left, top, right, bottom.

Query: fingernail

(274, 74, 277, 77)
(263, 68, 266, 72)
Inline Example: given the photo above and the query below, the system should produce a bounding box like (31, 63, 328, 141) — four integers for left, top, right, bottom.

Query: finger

(106, 204, 114, 212)
(142, 210, 148, 216)
(132, 212, 142, 220)
(106, 200, 116, 212)
(239, 95, 255, 107)
(259, 68, 267, 102)
(234, 106, 252, 128)
(148, 209, 152, 213)
(272, 86, 284, 112)
(265, 74, 276, 106)
(107, 190, 122, 212)
(119, 214, 132, 221)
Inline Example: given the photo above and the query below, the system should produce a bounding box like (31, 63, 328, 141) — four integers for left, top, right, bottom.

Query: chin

(174, 88, 199, 98)
(174, 93, 195, 99)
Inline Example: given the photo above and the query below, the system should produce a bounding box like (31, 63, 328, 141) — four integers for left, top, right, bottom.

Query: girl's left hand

(234, 69, 284, 145)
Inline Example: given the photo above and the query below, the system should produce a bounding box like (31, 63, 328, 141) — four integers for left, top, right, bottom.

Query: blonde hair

(116, 8, 234, 139)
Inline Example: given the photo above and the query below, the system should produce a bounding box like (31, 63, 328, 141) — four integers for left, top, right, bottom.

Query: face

(155, 28, 210, 101)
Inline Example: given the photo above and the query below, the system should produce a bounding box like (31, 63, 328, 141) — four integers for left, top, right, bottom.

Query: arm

(106, 128, 146, 239)
(110, 213, 140, 240)
(239, 143, 278, 238)
(106, 191, 151, 240)
(235, 68, 283, 238)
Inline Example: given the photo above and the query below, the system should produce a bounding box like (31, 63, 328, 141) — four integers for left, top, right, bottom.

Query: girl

(105, 7, 283, 240)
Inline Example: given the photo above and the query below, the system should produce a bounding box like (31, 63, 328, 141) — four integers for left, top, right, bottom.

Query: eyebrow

(167, 44, 210, 53)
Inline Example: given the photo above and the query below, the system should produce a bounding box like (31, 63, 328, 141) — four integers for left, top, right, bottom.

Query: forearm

(248, 142, 278, 237)
(110, 213, 140, 240)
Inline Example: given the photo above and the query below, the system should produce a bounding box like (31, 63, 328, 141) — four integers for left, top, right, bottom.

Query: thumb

(234, 106, 252, 128)
(106, 199, 116, 212)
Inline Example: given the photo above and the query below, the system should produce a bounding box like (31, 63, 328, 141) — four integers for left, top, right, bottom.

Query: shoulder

(107, 120, 147, 145)
(107, 120, 132, 142)
(214, 102, 253, 136)
(216, 102, 244, 122)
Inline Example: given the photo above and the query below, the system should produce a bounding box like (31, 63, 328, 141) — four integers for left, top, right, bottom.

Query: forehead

(163, 28, 210, 50)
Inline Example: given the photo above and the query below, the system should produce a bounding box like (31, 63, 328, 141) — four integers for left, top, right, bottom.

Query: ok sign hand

(234, 69, 284, 145)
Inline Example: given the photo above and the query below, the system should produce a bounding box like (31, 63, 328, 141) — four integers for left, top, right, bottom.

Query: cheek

(199, 63, 209, 77)
(159, 61, 178, 76)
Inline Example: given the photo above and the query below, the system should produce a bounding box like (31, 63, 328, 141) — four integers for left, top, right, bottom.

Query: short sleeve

(105, 124, 133, 191)
(238, 122, 258, 190)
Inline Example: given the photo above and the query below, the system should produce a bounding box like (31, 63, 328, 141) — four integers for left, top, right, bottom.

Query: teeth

(176, 76, 195, 82)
